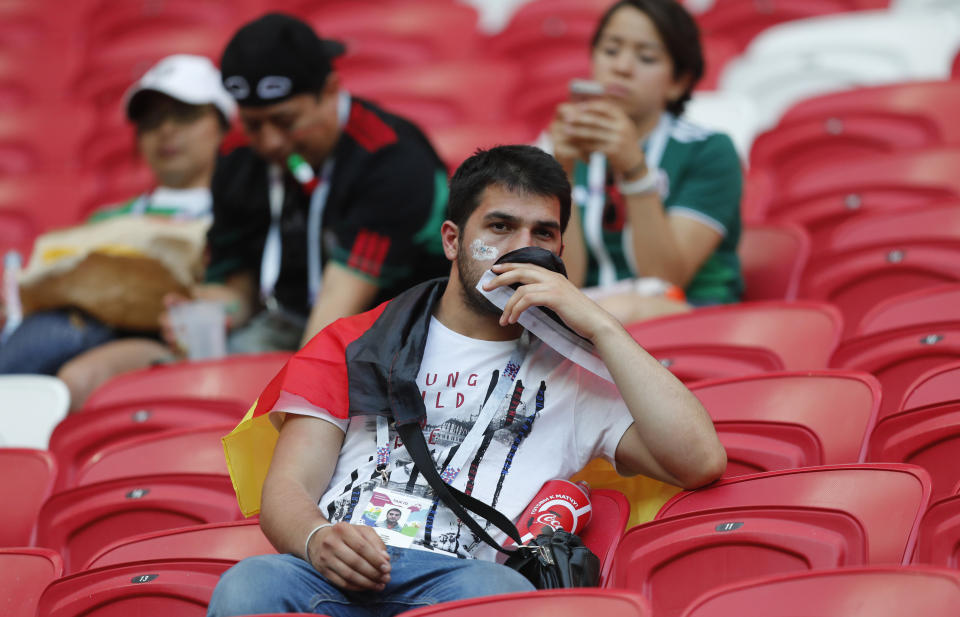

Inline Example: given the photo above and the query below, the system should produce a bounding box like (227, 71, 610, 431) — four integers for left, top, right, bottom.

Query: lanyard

(583, 112, 674, 282)
(259, 91, 351, 307)
(374, 332, 531, 485)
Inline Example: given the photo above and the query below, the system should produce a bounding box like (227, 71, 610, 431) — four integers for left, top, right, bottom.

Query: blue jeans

(0, 309, 116, 374)
(207, 549, 536, 617)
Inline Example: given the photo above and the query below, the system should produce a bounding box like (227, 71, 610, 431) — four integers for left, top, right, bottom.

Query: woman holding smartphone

(542, 0, 743, 322)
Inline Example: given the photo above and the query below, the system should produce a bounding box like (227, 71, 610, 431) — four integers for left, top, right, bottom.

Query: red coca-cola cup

(517, 479, 592, 543)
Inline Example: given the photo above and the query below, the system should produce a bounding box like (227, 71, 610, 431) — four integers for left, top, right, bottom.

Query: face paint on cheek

(470, 239, 499, 261)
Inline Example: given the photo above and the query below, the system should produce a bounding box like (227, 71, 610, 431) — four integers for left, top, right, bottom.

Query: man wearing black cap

(190, 13, 449, 353)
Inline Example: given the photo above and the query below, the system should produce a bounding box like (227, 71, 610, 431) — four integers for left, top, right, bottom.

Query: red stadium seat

(0, 548, 63, 617)
(35, 474, 243, 573)
(81, 352, 290, 411)
(679, 566, 960, 617)
(799, 239, 960, 339)
(84, 520, 273, 571)
(867, 401, 960, 502)
(427, 122, 536, 173)
(657, 464, 931, 564)
(608, 508, 870, 617)
(691, 371, 880, 476)
(298, 1, 480, 65)
(0, 173, 94, 232)
(915, 494, 960, 567)
(400, 588, 651, 617)
(36, 558, 232, 617)
(74, 425, 235, 487)
(487, 0, 611, 61)
(626, 301, 842, 374)
(49, 399, 243, 492)
(693, 0, 886, 53)
(751, 81, 960, 176)
(826, 203, 960, 252)
(900, 360, 960, 411)
(829, 321, 960, 420)
(739, 222, 810, 301)
(343, 60, 524, 130)
(0, 107, 94, 175)
(0, 448, 57, 546)
(749, 147, 960, 237)
(857, 284, 960, 338)
(646, 344, 785, 383)
(578, 489, 630, 585)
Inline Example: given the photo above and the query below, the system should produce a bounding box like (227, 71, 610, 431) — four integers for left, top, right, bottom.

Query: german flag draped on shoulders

(223, 278, 445, 516)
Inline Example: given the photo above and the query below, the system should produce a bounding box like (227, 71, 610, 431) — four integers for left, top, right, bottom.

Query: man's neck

(434, 275, 523, 342)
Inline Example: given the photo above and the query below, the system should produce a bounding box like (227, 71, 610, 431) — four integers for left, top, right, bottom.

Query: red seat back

(739, 222, 811, 301)
(36, 558, 232, 617)
(75, 425, 234, 486)
(0, 448, 57, 545)
(916, 494, 960, 567)
(400, 588, 651, 617)
(626, 301, 842, 371)
(35, 474, 243, 573)
(868, 401, 960, 502)
(656, 464, 931, 564)
(84, 520, 273, 571)
(691, 371, 880, 476)
(799, 240, 960, 339)
(900, 360, 960, 410)
(857, 284, 960, 338)
(0, 548, 63, 617)
(578, 489, 630, 586)
(82, 352, 290, 411)
(680, 566, 960, 617)
(827, 203, 960, 252)
(49, 399, 243, 492)
(830, 322, 960, 420)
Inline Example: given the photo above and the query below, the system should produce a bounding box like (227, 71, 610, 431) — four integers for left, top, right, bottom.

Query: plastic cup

(168, 300, 227, 360)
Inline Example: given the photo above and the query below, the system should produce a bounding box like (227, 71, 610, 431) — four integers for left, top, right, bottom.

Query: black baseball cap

(220, 13, 346, 107)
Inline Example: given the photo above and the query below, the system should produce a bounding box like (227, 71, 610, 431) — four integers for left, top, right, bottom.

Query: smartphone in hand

(568, 78, 606, 103)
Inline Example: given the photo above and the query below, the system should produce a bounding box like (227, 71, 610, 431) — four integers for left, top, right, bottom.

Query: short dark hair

(590, 0, 704, 116)
(447, 145, 572, 233)
(387, 508, 401, 515)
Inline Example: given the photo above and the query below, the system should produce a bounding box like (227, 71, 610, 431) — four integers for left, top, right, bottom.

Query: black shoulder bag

(395, 422, 600, 589)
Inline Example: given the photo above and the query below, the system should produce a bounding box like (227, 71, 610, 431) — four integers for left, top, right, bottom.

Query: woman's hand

(562, 100, 646, 177)
(548, 102, 589, 176)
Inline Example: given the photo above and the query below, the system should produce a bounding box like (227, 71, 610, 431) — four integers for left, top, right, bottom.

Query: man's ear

(441, 220, 459, 261)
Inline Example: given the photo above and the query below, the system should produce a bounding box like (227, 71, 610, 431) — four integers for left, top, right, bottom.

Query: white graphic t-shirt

(273, 317, 634, 561)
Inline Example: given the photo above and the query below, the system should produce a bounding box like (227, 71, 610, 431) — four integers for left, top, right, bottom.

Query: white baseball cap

(125, 54, 237, 124)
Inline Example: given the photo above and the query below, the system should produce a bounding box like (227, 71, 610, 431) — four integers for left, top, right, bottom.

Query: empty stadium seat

(400, 588, 651, 617)
(750, 81, 960, 174)
(577, 489, 630, 585)
(84, 520, 273, 571)
(626, 301, 843, 377)
(899, 360, 960, 410)
(35, 474, 243, 573)
(0, 448, 56, 546)
(830, 321, 960, 420)
(0, 374, 69, 448)
(827, 203, 960, 251)
(738, 222, 810, 301)
(720, 11, 960, 128)
(915, 494, 960, 567)
(0, 548, 63, 617)
(0, 208, 37, 258)
(799, 239, 960, 338)
(35, 558, 232, 617)
(857, 284, 960, 338)
(81, 352, 290, 411)
(74, 425, 235, 486)
(691, 371, 880, 476)
(679, 566, 960, 617)
(487, 0, 611, 61)
(656, 464, 931, 564)
(868, 401, 960, 501)
(427, 122, 536, 173)
(751, 147, 960, 236)
(49, 399, 242, 492)
(609, 508, 870, 617)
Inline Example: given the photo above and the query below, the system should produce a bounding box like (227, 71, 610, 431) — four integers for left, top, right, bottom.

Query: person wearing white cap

(0, 54, 234, 411)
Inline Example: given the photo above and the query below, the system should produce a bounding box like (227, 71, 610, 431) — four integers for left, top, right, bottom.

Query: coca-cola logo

(535, 511, 564, 530)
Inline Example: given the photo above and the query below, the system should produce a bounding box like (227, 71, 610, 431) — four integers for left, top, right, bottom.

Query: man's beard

(456, 243, 503, 318)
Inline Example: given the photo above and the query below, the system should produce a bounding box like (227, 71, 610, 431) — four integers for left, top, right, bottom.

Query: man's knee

(439, 561, 536, 601)
(207, 554, 333, 617)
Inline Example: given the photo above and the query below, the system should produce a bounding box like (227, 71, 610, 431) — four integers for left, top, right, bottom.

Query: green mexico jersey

(572, 114, 744, 304)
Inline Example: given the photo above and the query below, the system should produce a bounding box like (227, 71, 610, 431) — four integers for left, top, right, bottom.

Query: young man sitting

(208, 145, 726, 617)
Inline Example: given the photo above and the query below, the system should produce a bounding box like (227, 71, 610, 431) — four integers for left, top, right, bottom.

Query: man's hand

(306, 522, 392, 592)
(484, 262, 620, 344)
